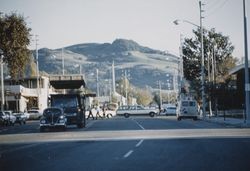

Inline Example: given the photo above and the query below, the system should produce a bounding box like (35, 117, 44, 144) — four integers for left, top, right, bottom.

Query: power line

(205, 0, 230, 17)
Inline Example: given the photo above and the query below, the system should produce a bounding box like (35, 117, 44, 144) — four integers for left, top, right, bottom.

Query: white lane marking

(0, 143, 39, 154)
(123, 150, 133, 158)
(132, 119, 145, 130)
(135, 139, 144, 147)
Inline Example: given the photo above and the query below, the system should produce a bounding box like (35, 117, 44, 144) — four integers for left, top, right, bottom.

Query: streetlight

(243, 0, 250, 124)
(173, 1, 206, 117)
(0, 49, 4, 111)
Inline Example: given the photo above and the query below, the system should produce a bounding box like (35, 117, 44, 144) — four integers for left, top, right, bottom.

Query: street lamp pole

(173, 1, 206, 116)
(0, 50, 4, 111)
(199, 1, 206, 117)
(243, 0, 250, 124)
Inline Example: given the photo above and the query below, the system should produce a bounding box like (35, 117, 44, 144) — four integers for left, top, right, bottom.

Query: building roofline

(229, 63, 250, 75)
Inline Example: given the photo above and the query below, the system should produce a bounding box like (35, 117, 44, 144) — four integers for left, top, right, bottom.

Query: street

(1, 116, 250, 171)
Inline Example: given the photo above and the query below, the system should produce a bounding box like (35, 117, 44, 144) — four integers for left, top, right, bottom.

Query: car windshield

(28, 110, 39, 113)
(43, 108, 62, 117)
(52, 97, 78, 108)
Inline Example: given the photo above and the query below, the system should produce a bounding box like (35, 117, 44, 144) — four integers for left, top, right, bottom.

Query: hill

(35, 39, 180, 93)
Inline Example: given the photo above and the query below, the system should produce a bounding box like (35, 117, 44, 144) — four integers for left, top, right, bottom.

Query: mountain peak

(111, 38, 141, 51)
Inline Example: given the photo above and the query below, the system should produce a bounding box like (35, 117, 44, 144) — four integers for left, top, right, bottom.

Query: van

(177, 99, 199, 121)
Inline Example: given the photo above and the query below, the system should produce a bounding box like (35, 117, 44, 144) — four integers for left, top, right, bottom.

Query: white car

(161, 106, 177, 116)
(116, 105, 158, 118)
(0, 111, 16, 126)
(27, 110, 42, 120)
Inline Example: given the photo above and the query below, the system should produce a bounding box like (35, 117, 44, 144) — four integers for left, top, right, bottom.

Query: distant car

(161, 106, 177, 116)
(40, 107, 67, 132)
(13, 113, 27, 125)
(116, 105, 158, 118)
(27, 110, 42, 120)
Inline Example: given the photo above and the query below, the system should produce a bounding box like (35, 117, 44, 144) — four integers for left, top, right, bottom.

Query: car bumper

(40, 123, 66, 127)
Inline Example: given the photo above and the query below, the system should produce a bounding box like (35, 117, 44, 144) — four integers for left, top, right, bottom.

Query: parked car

(0, 111, 16, 126)
(27, 110, 42, 120)
(0, 111, 8, 126)
(161, 106, 177, 116)
(13, 113, 27, 125)
(40, 107, 67, 132)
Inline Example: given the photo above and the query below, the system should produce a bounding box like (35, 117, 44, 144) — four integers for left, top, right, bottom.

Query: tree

(135, 88, 152, 106)
(182, 28, 237, 100)
(0, 12, 31, 79)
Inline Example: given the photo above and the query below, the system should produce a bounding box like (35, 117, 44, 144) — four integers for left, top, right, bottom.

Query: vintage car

(40, 107, 67, 132)
(116, 105, 159, 118)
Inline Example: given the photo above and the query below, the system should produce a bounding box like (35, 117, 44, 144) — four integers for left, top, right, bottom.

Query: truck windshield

(52, 97, 78, 108)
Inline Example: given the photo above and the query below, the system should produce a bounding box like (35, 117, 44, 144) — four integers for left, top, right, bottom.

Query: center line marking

(124, 150, 133, 158)
(132, 119, 145, 130)
(135, 139, 144, 147)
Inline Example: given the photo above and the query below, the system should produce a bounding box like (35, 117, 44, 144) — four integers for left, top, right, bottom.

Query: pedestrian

(87, 106, 94, 120)
(96, 106, 102, 119)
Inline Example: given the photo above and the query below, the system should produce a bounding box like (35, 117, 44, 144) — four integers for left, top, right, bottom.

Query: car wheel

(124, 113, 130, 118)
(177, 117, 181, 121)
(107, 113, 112, 118)
(193, 117, 198, 121)
(149, 112, 155, 117)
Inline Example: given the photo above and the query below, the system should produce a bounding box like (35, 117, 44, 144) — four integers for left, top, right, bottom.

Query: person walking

(87, 106, 94, 120)
(96, 106, 103, 119)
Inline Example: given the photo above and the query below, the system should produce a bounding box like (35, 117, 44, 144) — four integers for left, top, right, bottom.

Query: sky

(0, 0, 249, 59)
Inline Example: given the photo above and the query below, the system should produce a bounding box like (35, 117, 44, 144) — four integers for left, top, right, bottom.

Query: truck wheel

(124, 113, 130, 118)
(149, 112, 155, 117)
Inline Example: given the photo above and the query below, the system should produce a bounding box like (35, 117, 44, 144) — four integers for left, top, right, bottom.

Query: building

(1, 76, 51, 112)
(228, 63, 250, 109)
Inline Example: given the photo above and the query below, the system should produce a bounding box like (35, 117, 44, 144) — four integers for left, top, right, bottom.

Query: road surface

(1, 116, 250, 171)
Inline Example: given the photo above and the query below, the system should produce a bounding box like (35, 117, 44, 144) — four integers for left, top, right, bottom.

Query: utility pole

(35, 35, 39, 89)
(243, 0, 250, 124)
(158, 81, 162, 109)
(125, 70, 128, 105)
(0, 50, 4, 111)
(96, 69, 99, 97)
(199, 1, 206, 118)
(61, 48, 65, 75)
(112, 61, 116, 93)
(35, 35, 40, 109)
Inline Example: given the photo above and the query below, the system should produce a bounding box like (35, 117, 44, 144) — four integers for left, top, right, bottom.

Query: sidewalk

(203, 116, 250, 128)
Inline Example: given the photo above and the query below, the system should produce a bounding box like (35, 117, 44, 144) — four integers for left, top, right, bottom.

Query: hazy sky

(0, 0, 249, 58)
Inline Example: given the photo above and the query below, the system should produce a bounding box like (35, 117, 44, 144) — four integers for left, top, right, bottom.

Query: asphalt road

(1, 116, 250, 171)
